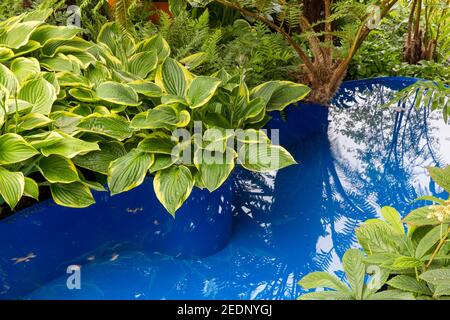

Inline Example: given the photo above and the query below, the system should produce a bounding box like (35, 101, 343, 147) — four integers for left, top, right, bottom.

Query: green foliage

(0, 10, 309, 217)
(298, 166, 450, 300)
(155, 8, 297, 87)
(348, 4, 450, 81)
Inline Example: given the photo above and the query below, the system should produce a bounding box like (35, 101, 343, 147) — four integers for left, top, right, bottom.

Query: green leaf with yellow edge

(0, 133, 39, 165)
(50, 182, 95, 208)
(38, 155, 79, 184)
(96, 81, 140, 106)
(108, 149, 154, 195)
(154, 165, 194, 216)
(0, 167, 24, 209)
(77, 114, 133, 141)
(24, 177, 39, 200)
(186, 76, 221, 109)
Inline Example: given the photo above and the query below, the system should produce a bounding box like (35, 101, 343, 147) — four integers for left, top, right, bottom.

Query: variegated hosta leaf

(179, 52, 208, 70)
(137, 132, 177, 154)
(96, 81, 140, 106)
(56, 72, 90, 88)
(5, 99, 32, 115)
(38, 132, 100, 158)
(0, 21, 43, 49)
(108, 149, 154, 195)
(24, 177, 39, 200)
(155, 57, 192, 96)
(128, 51, 158, 79)
(50, 111, 83, 134)
(85, 63, 111, 87)
(30, 25, 82, 45)
(97, 22, 135, 58)
(237, 142, 297, 172)
(40, 53, 80, 73)
(195, 150, 235, 192)
(154, 165, 194, 216)
(40, 38, 92, 57)
(131, 105, 190, 130)
(38, 155, 79, 184)
(14, 113, 53, 132)
(0, 167, 24, 209)
(73, 141, 127, 175)
(77, 114, 133, 141)
(149, 155, 177, 174)
(12, 40, 41, 57)
(0, 63, 19, 93)
(0, 133, 39, 165)
(0, 47, 14, 62)
(50, 182, 95, 208)
(68, 88, 100, 102)
(10, 57, 40, 84)
(18, 77, 57, 115)
(186, 76, 221, 109)
(250, 80, 311, 111)
(128, 80, 162, 97)
(136, 34, 170, 63)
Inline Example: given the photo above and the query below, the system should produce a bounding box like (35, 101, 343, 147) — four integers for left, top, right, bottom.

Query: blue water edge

(1, 77, 449, 300)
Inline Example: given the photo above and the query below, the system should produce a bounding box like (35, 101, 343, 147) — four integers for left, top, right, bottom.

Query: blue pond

(1, 77, 449, 300)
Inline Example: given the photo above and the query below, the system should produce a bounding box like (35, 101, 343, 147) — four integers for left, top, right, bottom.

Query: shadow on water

(23, 78, 450, 300)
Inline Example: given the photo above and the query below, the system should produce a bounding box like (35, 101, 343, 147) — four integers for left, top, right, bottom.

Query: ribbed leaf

(108, 149, 154, 195)
(18, 77, 57, 115)
(0, 133, 39, 165)
(96, 81, 140, 106)
(0, 21, 42, 49)
(186, 76, 221, 109)
(0, 63, 19, 93)
(14, 113, 52, 132)
(427, 166, 450, 193)
(39, 132, 100, 158)
(415, 224, 448, 259)
(128, 51, 158, 79)
(50, 182, 95, 208)
(77, 115, 133, 141)
(10, 57, 40, 84)
(73, 141, 127, 175)
(0, 167, 24, 209)
(137, 132, 177, 154)
(38, 155, 79, 184)
(381, 206, 405, 235)
(298, 272, 351, 292)
(238, 143, 297, 172)
(31, 25, 81, 45)
(154, 165, 194, 216)
(155, 57, 192, 96)
(23, 177, 39, 200)
(128, 80, 162, 97)
(387, 275, 432, 295)
(342, 249, 365, 300)
(420, 268, 450, 286)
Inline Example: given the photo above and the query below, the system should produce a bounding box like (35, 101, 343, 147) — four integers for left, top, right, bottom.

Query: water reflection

(26, 78, 450, 300)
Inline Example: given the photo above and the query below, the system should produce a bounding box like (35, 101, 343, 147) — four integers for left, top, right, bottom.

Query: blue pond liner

(1, 76, 449, 299)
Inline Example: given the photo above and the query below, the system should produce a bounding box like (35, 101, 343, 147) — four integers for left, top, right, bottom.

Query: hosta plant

(0, 10, 310, 216)
(299, 166, 450, 300)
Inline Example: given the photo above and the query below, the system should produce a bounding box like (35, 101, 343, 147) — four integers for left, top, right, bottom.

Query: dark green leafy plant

(298, 166, 450, 300)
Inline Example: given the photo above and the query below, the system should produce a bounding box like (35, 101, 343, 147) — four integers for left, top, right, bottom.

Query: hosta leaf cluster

(0, 10, 309, 216)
